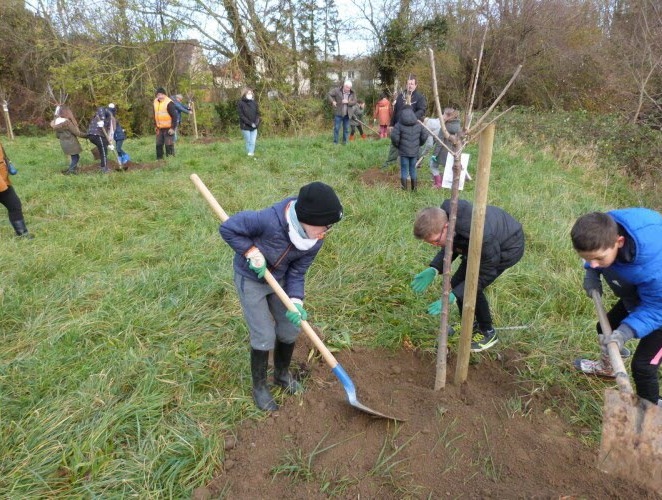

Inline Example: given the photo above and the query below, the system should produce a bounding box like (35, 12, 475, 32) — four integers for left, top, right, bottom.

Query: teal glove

(411, 267, 438, 293)
(430, 155, 437, 163)
(245, 247, 266, 279)
(285, 301, 308, 327)
(427, 293, 456, 315)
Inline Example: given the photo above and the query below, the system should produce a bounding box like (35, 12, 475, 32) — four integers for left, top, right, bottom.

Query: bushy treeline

(0, 0, 660, 139)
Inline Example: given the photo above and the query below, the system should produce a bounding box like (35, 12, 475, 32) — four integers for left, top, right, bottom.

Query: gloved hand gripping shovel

(191, 174, 402, 421)
(592, 290, 662, 491)
(101, 127, 126, 171)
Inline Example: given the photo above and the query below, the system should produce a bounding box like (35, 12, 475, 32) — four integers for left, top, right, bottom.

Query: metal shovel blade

(331, 365, 404, 421)
(598, 389, 662, 491)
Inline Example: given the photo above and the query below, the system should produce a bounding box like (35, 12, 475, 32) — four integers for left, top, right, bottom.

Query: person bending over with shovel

(411, 199, 525, 352)
(220, 182, 343, 411)
(571, 210, 662, 406)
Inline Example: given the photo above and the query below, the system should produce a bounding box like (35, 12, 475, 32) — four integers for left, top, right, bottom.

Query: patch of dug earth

(193, 345, 657, 499)
(359, 166, 404, 188)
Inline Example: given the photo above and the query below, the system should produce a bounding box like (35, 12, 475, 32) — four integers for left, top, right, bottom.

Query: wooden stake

(190, 101, 199, 140)
(454, 123, 495, 385)
(2, 101, 14, 140)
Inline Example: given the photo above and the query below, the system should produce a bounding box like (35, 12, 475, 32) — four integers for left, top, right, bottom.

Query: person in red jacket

(373, 93, 392, 139)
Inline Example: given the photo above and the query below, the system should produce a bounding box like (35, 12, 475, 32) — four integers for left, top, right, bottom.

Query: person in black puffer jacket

(237, 87, 260, 157)
(87, 106, 115, 173)
(391, 105, 428, 191)
(411, 199, 525, 352)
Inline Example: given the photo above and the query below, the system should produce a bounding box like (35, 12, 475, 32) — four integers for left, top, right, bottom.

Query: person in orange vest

(0, 141, 32, 238)
(153, 87, 178, 159)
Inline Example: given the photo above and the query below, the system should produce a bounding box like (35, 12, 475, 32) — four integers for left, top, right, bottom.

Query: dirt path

(193, 344, 656, 499)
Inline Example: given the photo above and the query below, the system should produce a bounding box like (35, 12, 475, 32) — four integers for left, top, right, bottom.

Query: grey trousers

(234, 273, 300, 350)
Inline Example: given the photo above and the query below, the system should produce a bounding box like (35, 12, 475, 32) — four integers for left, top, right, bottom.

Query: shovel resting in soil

(191, 174, 402, 421)
(592, 290, 662, 491)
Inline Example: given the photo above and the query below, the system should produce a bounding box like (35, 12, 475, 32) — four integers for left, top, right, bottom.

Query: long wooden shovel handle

(591, 290, 634, 394)
(190, 174, 340, 369)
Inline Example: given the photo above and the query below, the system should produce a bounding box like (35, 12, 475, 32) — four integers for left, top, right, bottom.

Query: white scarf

(286, 201, 319, 251)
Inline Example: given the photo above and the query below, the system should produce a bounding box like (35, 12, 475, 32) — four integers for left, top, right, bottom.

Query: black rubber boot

(400, 178, 407, 190)
(411, 179, 417, 192)
(156, 145, 164, 160)
(165, 145, 175, 157)
(11, 219, 33, 238)
(250, 349, 278, 411)
(273, 340, 302, 394)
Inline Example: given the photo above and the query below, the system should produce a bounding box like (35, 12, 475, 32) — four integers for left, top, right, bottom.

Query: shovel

(191, 174, 402, 421)
(592, 290, 662, 491)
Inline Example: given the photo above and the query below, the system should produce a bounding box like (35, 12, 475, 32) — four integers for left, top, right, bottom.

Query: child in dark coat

(220, 182, 343, 411)
(391, 105, 428, 191)
(411, 199, 525, 352)
(571, 209, 662, 406)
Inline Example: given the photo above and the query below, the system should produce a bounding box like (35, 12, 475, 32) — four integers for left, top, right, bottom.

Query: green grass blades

(0, 113, 658, 495)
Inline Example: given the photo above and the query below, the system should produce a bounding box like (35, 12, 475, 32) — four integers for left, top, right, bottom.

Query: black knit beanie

(155, 87, 167, 96)
(295, 182, 343, 226)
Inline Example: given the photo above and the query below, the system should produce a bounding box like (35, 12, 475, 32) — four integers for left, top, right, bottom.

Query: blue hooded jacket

(589, 208, 662, 338)
(219, 198, 322, 300)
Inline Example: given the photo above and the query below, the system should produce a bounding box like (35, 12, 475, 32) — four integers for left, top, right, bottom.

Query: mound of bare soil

(193, 344, 657, 499)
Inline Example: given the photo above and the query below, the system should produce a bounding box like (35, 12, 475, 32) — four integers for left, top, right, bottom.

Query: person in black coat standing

(410, 199, 525, 352)
(238, 88, 260, 157)
(391, 105, 428, 191)
(381, 75, 427, 169)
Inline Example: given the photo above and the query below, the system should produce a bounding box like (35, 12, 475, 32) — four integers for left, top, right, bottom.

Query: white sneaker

(572, 358, 615, 378)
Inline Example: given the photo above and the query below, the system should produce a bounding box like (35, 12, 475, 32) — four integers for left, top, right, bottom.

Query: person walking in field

(349, 100, 366, 140)
(153, 87, 178, 159)
(391, 105, 428, 191)
(51, 104, 88, 175)
(571, 209, 662, 406)
(87, 105, 115, 173)
(429, 107, 461, 189)
(411, 199, 525, 352)
(237, 87, 260, 157)
(0, 141, 32, 237)
(373, 93, 392, 139)
(220, 182, 344, 411)
(328, 80, 356, 145)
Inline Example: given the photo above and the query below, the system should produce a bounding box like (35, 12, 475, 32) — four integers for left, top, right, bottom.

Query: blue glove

(600, 328, 633, 357)
(245, 247, 266, 279)
(427, 292, 456, 315)
(8, 162, 17, 175)
(411, 267, 438, 293)
(285, 300, 308, 327)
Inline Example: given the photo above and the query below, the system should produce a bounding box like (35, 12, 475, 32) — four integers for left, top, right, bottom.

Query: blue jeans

(241, 129, 257, 154)
(400, 156, 417, 181)
(333, 115, 350, 144)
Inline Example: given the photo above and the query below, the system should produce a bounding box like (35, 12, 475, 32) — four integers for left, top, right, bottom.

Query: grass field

(0, 117, 657, 496)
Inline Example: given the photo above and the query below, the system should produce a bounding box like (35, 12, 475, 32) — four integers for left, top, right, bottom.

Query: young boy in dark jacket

(571, 209, 662, 406)
(391, 105, 428, 191)
(411, 199, 525, 352)
(220, 182, 343, 411)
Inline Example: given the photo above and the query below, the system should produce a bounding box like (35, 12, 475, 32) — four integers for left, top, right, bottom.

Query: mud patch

(193, 345, 656, 499)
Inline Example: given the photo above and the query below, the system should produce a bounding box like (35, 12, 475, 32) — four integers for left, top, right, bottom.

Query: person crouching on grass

(410, 199, 525, 352)
(571, 209, 662, 406)
(220, 182, 343, 411)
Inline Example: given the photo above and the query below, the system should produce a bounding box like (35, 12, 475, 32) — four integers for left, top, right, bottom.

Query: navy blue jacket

(220, 198, 322, 300)
(586, 208, 662, 338)
(391, 106, 428, 157)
